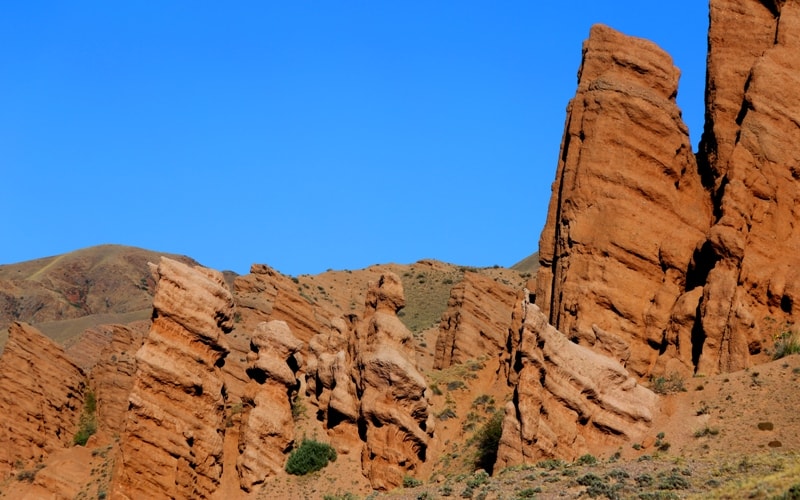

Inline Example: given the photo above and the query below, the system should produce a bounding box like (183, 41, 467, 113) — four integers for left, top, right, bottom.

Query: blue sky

(1, 2, 708, 276)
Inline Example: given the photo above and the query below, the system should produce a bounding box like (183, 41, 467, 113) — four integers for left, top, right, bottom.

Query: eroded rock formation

(534, 24, 713, 377)
(434, 272, 517, 369)
(87, 323, 147, 432)
(356, 273, 434, 490)
(237, 320, 303, 490)
(498, 296, 657, 468)
(688, 0, 800, 374)
(305, 273, 434, 490)
(113, 257, 234, 499)
(0, 322, 86, 478)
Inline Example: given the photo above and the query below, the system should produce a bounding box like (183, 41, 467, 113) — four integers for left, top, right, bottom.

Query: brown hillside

(0, 244, 198, 351)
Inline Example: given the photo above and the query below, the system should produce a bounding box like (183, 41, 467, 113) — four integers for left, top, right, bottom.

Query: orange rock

(113, 257, 233, 499)
(0, 322, 86, 478)
(434, 272, 517, 369)
(497, 297, 657, 468)
(356, 273, 434, 490)
(534, 24, 713, 378)
(688, 0, 800, 374)
(236, 320, 303, 490)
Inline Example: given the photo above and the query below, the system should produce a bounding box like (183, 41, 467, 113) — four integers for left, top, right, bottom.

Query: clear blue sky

(1, 2, 708, 276)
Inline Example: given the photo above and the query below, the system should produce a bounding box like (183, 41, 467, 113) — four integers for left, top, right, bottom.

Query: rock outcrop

(113, 257, 234, 499)
(237, 320, 303, 490)
(498, 296, 657, 468)
(233, 264, 335, 345)
(686, 0, 800, 374)
(356, 273, 434, 490)
(305, 273, 434, 490)
(534, 24, 713, 377)
(434, 272, 518, 369)
(306, 315, 361, 450)
(87, 324, 147, 432)
(0, 322, 86, 478)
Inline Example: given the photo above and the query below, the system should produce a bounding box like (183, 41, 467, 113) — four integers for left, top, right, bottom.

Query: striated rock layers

(0, 322, 87, 477)
(113, 257, 234, 499)
(534, 24, 712, 377)
(306, 272, 434, 490)
(237, 320, 303, 491)
(689, 0, 800, 374)
(498, 296, 657, 468)
(88, 324, 146, 433)
(434, 272, 518, 369)
(535, 4, 800, 377)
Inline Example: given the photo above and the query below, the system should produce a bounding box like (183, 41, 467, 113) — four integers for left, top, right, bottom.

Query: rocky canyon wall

(535, 0, 800, 377)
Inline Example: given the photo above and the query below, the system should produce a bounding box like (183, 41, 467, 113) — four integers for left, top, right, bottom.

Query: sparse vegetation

(473, 410, 504, 473)
(694, 426, 720, 438)
(650, 373, 686, 394)
(73, 389, 97, 446)
(773, 328, 800, 360)
(285, 439, 337, 475)
(403, 475, 423, 488)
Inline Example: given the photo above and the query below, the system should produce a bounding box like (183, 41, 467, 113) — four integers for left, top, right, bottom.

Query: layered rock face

(356, 273, 434, 490)
(234, 264, 335, 345)
(498, 296, 657, 468)
(688, 0, 800, 374)
(114, 257, 234, 499)
(0, 322, 86, 477)
(536, 7, 800, 377)
(434, 272, 517, 369)
(87, 324, 146, 432)
(237, 320, 303, 490)
(535, 25, 713, 377)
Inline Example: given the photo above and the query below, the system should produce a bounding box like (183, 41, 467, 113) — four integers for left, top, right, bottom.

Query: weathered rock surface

(87, 323, 147, 433)
(434, 272, 518, 369)
(356, 273, 434, 490)
(234, 264, 335, 345)
(535, 25, 713, 378)
(0, 322, 86, 478)
(687, 0, 800, 374)
(498, 296, 657, 468)
(237, 320, 303, 490)
(113, 257, 233, 499)
(306, 315, 361, 450)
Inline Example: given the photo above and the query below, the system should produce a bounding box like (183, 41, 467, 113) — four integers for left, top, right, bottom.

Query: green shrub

(650, 373, 686, 394)
(775, 483, 800, 500)
(73, 389, 97, 446)
(474, 410, 504, 473)
(285, 439, 337, 475)
(403, 476, 423, 488)
(773, 330, 800, 360)
(575, 454, 597, 466)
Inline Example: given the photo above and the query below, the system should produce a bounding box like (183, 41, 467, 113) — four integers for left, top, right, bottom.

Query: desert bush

(650, 373, 686, 394)
(73, 389, 97, 446)
(693, 426, 720, 438)
(285, 439, 337, 475)
(575, 454, 597, 466)
(403, 476, 423, 488)
(474, 410, 504, 473)
(775, 483, 800, 500)
(537, 458, 565, 470)
(773, 329, 800, 359)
